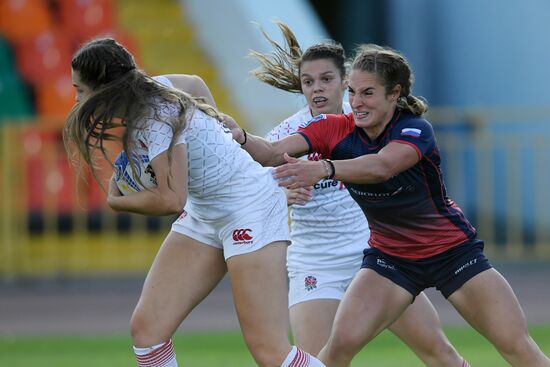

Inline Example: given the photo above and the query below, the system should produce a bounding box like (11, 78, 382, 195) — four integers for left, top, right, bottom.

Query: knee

(130, 308, 159, 346)
(417, 338, 461, 366)
(245, 337, 289, 367)
(325, 328, 365, 361)
(492, 330, 536, 357)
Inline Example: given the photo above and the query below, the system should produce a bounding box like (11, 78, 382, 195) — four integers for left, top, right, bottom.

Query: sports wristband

(324, 159, 335, 179)
(239, 129, 247, 145)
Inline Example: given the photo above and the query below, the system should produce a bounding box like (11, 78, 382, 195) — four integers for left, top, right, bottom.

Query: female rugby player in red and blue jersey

(225, 44, 550, 367)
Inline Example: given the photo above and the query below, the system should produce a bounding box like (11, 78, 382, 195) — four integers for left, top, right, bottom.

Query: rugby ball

(114, 148, 157, 196)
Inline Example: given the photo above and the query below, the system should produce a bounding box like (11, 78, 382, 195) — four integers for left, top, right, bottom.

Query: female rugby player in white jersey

(64, 37, 326, 367)
(247, 22, 469, 366)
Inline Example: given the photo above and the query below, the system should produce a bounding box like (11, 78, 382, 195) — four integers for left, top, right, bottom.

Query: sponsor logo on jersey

(304, 275, 317, 291)
(401, 128, 421, 137)
(299, 114, 326, 128)
(232, 228, 253, 245)
(314, 179, 341, 190)
(349, 186, 404, 199)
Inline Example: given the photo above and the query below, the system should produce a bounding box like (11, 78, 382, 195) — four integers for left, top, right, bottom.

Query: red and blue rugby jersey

(297, 111, 477, 260)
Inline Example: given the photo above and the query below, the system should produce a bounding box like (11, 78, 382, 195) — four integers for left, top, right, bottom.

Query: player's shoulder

(266, 106, 311, 140)
(396, 111, 431, 127)
(152, 75, 174, 88)
(299, 112, 352, 129)
(284, 106, 313, 127)
(393, 111, 433, 134)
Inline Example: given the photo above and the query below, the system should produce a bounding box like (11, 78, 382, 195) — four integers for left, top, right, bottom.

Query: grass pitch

(1, 326, 549, 366)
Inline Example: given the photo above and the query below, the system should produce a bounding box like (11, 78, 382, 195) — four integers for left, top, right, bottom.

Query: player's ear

(391, 84, 402, 100)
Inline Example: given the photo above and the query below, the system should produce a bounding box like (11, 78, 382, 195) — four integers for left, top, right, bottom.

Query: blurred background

(0, 0, 549, 337)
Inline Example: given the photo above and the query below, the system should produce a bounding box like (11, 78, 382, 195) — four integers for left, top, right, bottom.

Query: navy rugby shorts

(361, 239, 492, 299)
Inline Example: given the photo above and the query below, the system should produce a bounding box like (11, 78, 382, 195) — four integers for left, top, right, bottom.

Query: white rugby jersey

(266, 104, 370, 271)
(133, 76, 280, 221)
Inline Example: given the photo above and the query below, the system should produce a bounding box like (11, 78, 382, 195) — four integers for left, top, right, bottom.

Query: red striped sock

(281, 346, 326, 367)
(133, 340, 177, 367)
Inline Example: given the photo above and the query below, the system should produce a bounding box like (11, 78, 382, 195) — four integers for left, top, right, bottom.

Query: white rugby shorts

(171, 190, 290, 260)
(287, 265, 360, 308)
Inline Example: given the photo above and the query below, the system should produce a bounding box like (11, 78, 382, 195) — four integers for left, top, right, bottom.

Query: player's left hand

(273, 153, 325, 189)
(220, 113, 246, 144)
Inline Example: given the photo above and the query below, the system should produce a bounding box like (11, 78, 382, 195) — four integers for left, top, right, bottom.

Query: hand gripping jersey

(297, 110, 477, 260)
(266, 104, 370, 271)
(133, 76, 281, 221)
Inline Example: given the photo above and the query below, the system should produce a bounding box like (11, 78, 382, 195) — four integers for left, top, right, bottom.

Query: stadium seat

(14, 30, 73, 86)
(0, 37, 14, 75)
(0, 0, 54, 41)
(58, 0, 115, 43)
(35, 75, 76, 121)
(0, 72, 34, 121)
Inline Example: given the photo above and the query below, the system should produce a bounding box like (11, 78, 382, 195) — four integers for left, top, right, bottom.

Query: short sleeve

(138, 101, 186, 161)
(152, 75, 174, 88)
(390, 117, 435, 159)
(298, 114, 353, 159)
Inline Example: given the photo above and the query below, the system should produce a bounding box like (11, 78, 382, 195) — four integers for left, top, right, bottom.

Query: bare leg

(389, 292, 464, 367)
(227, 241, 292, 367)
(290, 299, 340, 355)
(318, 269, 412, 367)
(449, 268, 550, 367)
(131, 232, 227, 347)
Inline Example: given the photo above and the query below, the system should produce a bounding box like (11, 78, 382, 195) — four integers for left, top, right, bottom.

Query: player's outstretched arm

(274, 142, 420, 188)
(222, 113, 309, 167)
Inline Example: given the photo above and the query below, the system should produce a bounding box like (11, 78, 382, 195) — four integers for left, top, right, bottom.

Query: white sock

(280, 346, 326, 367)
(133, 340, 178, 367)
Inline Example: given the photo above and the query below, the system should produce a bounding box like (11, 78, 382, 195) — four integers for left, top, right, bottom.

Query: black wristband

(324, 159, 335, 179)
(240, 129, 247, 145)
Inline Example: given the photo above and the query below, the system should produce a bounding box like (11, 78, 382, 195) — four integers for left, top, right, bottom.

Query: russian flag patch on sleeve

(401, 128, 421, 137)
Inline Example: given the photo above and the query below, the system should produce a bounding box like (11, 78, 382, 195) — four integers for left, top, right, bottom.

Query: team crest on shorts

(304, 275, 317, 291)
(232, 228, 253, 245)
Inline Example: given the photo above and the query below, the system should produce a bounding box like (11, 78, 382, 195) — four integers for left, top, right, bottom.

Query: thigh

(388, 292, 449, 352)
(226, 241, 290, 351)
(333, 268, 413, 344)
(448, 268, 528, 341)
(290, 299, 340, 355)
(133, 231, 227, 341)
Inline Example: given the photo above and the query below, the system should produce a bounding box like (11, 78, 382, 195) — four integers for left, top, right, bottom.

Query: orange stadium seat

(58, 0, 115, 43)
(0, 0, 54, 41)
(14, 30, 73, 85)
(35, 74, 76, 121)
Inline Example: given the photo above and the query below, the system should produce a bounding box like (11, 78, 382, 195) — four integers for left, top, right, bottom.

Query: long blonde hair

(250, 21, 346, 93)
